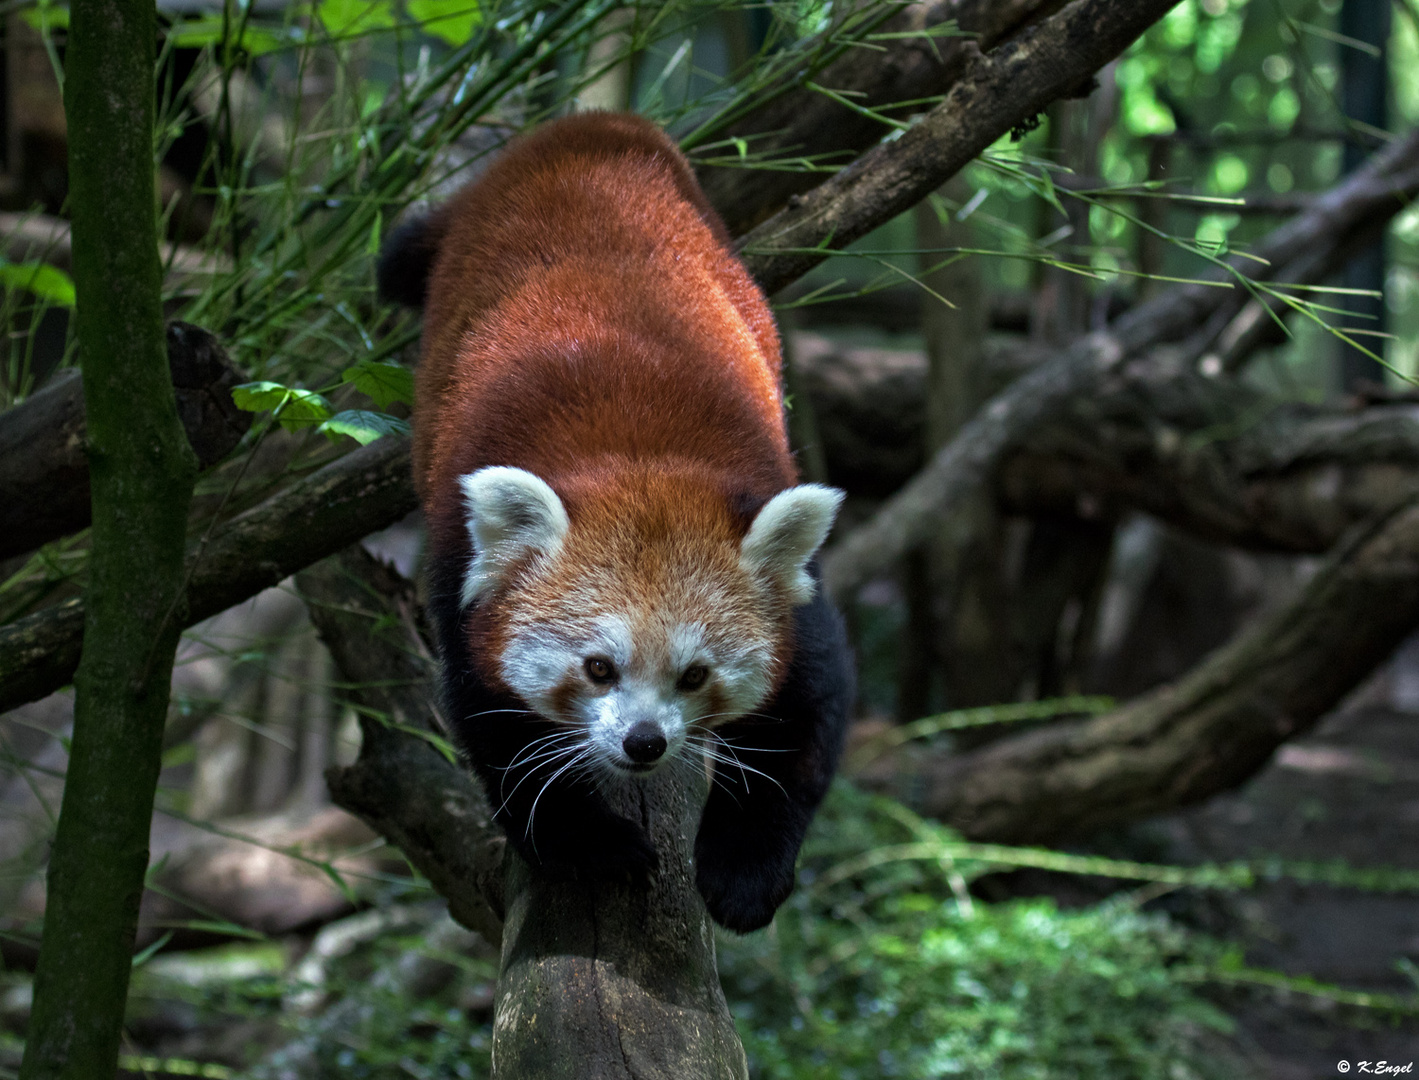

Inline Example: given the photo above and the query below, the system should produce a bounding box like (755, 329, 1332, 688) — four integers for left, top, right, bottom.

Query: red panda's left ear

(739, 484, 844, 606)
(459, 467, 570, 607)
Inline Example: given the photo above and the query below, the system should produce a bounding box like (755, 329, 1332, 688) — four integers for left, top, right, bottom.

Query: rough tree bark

(0, 322, 250, 561)
(19, 2, 199, 1076)
(297, 546, 748, 1079)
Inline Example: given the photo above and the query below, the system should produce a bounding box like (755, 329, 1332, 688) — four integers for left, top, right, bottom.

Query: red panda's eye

(584, 657, 617, 684)
(678, 665, 709, 691)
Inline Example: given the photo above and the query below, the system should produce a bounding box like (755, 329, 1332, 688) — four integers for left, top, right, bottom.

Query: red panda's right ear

(459, 467, 570, 607)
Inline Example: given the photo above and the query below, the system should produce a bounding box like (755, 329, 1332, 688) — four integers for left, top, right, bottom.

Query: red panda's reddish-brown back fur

(397, 113, 855, 933)
(414, 112, 794, 577)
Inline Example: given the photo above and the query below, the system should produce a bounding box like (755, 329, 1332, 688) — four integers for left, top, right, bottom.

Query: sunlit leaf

(232, 381, 294, 413)
(0, 260, 76, 307)
(407, 0, 482, 46)
(319, 0, 395, 37)
(231, 382, 334, 431)
(165, 14, 291, 55)
(318, 408, 411, 445)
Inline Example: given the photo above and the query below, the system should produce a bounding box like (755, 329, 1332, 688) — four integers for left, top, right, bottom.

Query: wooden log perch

(857, 497, 1419, 842)
(296, 546, 747, 1079)
(0, 322, 251, 561)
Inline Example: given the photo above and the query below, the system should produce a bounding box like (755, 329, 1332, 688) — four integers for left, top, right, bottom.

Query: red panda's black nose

(623, 722, 667, 764)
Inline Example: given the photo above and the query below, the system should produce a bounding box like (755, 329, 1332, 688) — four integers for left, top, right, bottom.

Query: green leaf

(319, 0, 395, 37)
(341, 358, 415, 408)
(231, 382, 334, 431)
(407, 0, 481, 46)
(0, 260, 76, 307)
(318, 409, 412, 445)
(166, 15, 290, 56)
(275, 388, 335, 431)
(20, 0, 68, 31)
(131, 931, 174, 969)
(232, 381, 294, 413)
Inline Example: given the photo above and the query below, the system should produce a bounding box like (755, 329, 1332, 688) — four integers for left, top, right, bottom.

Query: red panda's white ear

(739, 484, 844, 606)
(459, 467, 569, 607)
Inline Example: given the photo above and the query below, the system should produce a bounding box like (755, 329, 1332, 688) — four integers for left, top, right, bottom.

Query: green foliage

(319, 409, 412, 445)
(0, 261, 75, 308)
(341, 359, 415, 409)
(718, 785, 1237, 1080)
(406, 0, 482, 46)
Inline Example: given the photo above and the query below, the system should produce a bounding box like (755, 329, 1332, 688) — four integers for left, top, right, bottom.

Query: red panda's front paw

(695, 854, 794, 934)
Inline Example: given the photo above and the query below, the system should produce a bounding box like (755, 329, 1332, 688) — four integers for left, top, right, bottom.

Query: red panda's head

(457, 465, 843, 776)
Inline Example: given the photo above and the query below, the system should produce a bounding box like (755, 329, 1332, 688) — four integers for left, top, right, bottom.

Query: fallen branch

(856, 497, 1419, 842)
(294, 546, 504, 944)
(794, 332, 1419, 554)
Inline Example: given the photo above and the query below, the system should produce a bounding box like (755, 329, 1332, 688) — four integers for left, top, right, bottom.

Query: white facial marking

(740, 484, 845, 606)
(459, 467, 569, 607)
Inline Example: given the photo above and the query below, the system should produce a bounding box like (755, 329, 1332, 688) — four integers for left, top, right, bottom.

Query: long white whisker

(689, 733, 788, 798)
(461, 707, 535, 721)
(672, 743, 744, 806)
(497, 729, 582, 774)
(494, 737, 585, 818)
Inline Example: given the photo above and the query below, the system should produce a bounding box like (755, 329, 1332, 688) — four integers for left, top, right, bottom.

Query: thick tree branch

(697, 0, 1070, 233)
(798, 334, 1419, 554)
(0, 436, 416, 714)
(857, 497, 1419, 842)
(738, 0, 1181, 295)
(819, 127, 1419, 599)
(0, 323, 251, 561)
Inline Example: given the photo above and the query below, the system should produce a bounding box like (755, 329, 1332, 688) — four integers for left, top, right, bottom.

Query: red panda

(379, 112, 854, 933)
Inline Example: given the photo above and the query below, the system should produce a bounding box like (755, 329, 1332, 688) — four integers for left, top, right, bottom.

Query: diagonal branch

(738, 0, 1181, 295)
(857, 496, 1419, 842)
(819, 127, 1419, 599)
(696, 0, 1071, 234)
(0, 436, 416, 714)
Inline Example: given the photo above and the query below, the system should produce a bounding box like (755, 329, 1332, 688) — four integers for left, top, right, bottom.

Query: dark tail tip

(376, 213, 443, 309)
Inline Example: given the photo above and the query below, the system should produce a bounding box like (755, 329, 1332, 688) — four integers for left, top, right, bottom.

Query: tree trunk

(20, 2, 199, 1076)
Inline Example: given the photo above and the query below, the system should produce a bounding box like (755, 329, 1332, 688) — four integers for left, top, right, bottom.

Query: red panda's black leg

(693, 575, 854, 933)
(428, 576, 658, 880)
